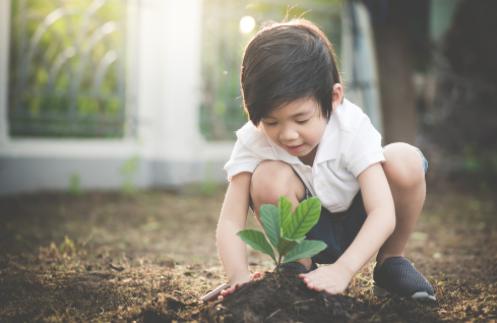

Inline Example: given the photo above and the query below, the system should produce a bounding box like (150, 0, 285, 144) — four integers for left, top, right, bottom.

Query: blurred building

(0, 0, 414, 194)
(1, 0, 218, 194)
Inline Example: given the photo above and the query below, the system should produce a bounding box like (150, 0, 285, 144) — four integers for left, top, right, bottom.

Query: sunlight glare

(239, 16, 256, 34)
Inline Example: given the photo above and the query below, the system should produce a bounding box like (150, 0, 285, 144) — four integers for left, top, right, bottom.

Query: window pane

(8, 0, 127, 138)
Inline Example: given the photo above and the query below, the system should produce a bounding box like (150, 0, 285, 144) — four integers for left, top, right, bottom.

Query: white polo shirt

(224, 99, 385, 213)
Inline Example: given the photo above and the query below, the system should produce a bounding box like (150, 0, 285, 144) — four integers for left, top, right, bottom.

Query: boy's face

(259, 97, 327, 165)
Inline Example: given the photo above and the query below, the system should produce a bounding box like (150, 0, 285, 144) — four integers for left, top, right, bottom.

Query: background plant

(68, 172, 82, 195)
(8, 0, 126, 138)
(120, 155, 139, 194)
(238, 196, 327, 268)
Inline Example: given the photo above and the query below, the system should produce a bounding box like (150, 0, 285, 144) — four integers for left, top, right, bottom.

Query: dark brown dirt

(0, 183, 496, 322)
(200, 267, 370, 323)
(198, 267, 443, 323)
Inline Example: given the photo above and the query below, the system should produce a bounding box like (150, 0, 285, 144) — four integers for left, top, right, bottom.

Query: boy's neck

(299, 146, 318, 166)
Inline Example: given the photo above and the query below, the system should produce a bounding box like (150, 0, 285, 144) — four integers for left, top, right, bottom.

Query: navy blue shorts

(249, 189, 366, 264)
(304, 191, 366, 265)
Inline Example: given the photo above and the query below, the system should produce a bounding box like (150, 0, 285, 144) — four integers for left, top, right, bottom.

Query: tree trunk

(374, 25, 416, 144)
(365, 0, 429, 144)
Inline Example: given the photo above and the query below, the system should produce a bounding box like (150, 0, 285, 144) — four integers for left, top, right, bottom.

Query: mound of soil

(200, 268, 369, 323)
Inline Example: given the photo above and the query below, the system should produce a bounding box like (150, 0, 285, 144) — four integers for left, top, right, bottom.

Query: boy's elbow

(215, 218, 241, 245)
(380, 194, 396, 236)
(215, 222, 226, 246)
(368, 205, 395, 236)
(215, 224, 227, 257)
(386, 208, 396, 236)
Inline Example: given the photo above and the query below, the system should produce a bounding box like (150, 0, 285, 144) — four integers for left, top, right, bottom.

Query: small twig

(108, 263, 125, 272)
(293, 298, 315, 306)
(200, 283, 230, 302)
(265, 308, 283, 321)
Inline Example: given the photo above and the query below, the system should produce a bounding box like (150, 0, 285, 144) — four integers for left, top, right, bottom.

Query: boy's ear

(331, 83, 344, 110)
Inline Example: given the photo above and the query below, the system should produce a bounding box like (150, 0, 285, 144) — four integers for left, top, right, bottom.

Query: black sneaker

(373, 256, 436, 301)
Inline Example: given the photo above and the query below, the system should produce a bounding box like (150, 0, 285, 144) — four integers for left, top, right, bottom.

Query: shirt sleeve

(223, 139, 262, 181)
(344, 116, 385, 177)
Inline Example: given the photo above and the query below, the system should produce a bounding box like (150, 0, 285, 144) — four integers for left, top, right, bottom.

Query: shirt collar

(237, 122, 301, 165)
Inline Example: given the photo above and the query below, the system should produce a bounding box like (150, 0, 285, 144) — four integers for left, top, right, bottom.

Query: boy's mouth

(285, 144, 305, 154)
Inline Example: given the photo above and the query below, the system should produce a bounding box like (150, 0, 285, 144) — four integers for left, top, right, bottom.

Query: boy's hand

(218, 272, 263, 300)
(298, 262, 353, 295)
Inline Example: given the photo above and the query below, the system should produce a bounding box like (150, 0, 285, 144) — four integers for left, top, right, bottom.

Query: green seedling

(238, 196, 327, 268)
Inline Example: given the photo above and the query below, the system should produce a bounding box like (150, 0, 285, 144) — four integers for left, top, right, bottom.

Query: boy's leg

(250, 160, 313, 270)
(250, 160, 306, 211)
(375, 142, 435, 300)
(377, 142, 426, 263)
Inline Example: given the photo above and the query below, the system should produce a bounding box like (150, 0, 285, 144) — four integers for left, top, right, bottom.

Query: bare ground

(0, 182, 496, 322)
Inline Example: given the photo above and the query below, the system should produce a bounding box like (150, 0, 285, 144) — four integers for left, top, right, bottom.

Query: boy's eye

(263, 120, 277, 126)
(296, 119, 310, 124)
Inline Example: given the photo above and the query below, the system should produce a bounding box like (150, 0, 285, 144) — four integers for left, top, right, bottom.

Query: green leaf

(237, 229, 275, 262)
(282, 240, 327, 263)
(276, 237, 297, 256)
(259, 204, 280, 247)
(284, 197, 322, 240)
(279, 196, 293, 236)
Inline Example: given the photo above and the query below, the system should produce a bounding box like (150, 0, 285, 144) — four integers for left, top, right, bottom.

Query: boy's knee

(251, 160, 304, 210)
(383, 143, 426, 189)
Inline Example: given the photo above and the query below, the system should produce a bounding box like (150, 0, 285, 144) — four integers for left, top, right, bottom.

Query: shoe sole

(374, 285, 437, 302)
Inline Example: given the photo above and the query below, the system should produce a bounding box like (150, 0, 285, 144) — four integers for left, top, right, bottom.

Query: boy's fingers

(207, 280, 250, 302)
(221, 284, 237, 295)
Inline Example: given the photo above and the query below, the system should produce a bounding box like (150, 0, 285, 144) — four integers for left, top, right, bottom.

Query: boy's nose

(279, 127, 299, 142)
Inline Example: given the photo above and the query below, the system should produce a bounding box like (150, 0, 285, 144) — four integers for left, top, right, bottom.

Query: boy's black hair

(241, 19, 342, 125)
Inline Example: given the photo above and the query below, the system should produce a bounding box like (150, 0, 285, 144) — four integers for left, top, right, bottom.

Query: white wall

(0, 0, 233, 195)
(0, 0, 10, 148)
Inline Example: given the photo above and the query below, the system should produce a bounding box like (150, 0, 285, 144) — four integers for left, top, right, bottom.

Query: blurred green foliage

(120, 155, 139, 194)
(58, 235, 77, 257)
(200, 0, 343, 141)
(68, 172, 82, 195)
(8, 0, 126, 138)
(8, 0, 344, 140)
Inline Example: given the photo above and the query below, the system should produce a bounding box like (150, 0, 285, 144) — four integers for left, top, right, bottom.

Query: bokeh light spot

(239, 16, 256, 34)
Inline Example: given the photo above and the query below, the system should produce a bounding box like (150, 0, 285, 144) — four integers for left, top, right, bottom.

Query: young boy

(214, 19, 435, 301)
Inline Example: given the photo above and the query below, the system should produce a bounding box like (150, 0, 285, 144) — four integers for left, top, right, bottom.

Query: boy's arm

(216, 172, 252, 285)
(299, 163, 395, 294)
(336, 162, 396, 275)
